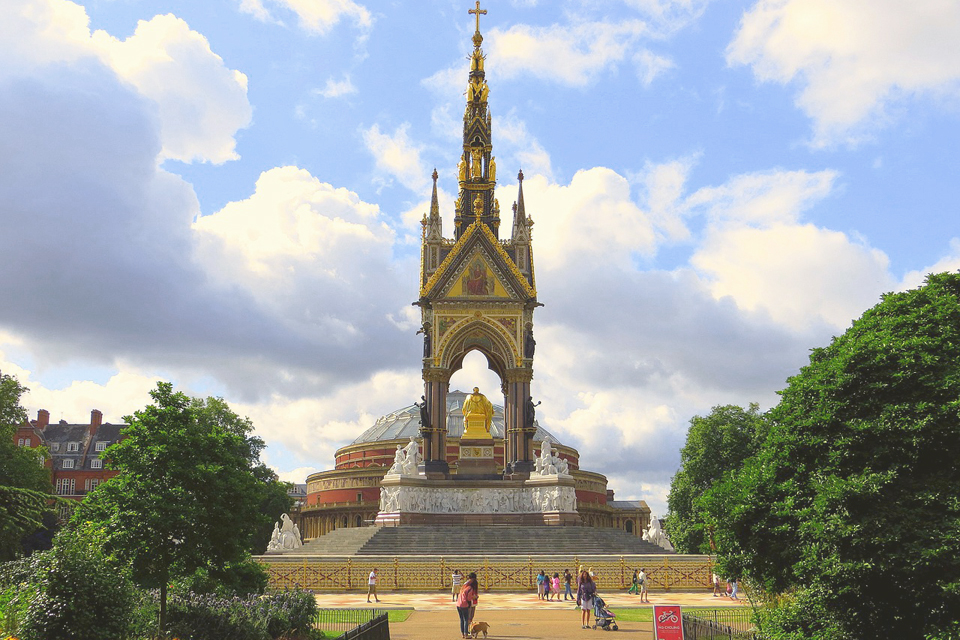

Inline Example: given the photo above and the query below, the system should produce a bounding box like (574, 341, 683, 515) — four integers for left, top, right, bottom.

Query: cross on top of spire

(469, 1, 487, 34)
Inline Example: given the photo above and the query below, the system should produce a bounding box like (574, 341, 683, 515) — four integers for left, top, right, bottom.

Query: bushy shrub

(174, 557, 270, 597)
(165, 588, 317, 640)
(6, 524, 139, 640)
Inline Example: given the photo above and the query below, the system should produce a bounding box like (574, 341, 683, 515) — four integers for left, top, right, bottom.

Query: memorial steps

(293, 525, 670, 556)
(294, 526, 381, 556)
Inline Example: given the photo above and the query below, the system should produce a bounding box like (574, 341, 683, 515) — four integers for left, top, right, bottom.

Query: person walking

(730, 577, 739, 600)
(712, 572, 721, 597)
(628, 569, 639, 594)
(576, 569, 597, 629)
(367, 567, 379, 603)
(638, 567, 649, 603)
(456, 572, 478, 639)
(551, 572, 561, 601)
(563, 569, 574, 600)
(451, 569, 462, 602)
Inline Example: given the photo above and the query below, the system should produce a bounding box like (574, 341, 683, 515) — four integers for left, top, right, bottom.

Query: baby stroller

(592, 594, 618, 631)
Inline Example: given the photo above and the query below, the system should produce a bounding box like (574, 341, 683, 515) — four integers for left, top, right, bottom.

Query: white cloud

(316, 74, 357, 98)
(686, 168, 837, 226)
(239, 0, 372, 34)
(194, 166, 389, 278)
(634, 50, 675, 86)
(521, 168, 657, 272)
(900, 238, 960, 291)
(0, 346, 158, 425)
(193, 166, 407, 348)
(728, 0, 960, 145)
(692, 223, 893, 330)
(495, 111, 554, 180)
(361, 123, 431, 194)
(0, 0, 251, 164)
(488, 20, 650, 87)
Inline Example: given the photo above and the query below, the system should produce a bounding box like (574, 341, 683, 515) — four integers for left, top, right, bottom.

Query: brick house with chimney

(13, 409, 127, 508)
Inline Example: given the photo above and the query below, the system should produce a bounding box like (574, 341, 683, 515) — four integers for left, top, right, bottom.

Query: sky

(2, 0, 960, 516)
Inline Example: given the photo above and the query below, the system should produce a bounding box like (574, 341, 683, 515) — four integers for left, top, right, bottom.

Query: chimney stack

(90, 409, 103, 435)
(36, 409, 50, 429)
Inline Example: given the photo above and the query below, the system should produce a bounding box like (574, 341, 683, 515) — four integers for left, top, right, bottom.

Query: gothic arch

(437, 317, 517, 384)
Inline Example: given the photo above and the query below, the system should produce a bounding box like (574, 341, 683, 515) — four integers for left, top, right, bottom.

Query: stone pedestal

(457, 438, 497, 476)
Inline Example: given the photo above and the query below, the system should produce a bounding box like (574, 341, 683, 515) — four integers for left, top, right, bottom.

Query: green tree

(0, 373, 52, 560)
(192, 396, 293, 555)
(75, 382, 276, 637)
(665, 403, 766, 554)
(706, 272, 960, 639)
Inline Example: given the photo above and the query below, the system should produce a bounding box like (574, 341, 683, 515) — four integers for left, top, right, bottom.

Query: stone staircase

(296, 526, 380, 556)
(342, 525, 670, 556)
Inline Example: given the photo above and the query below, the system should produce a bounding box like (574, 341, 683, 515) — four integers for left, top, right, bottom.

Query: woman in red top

(456, 572, 479, 639)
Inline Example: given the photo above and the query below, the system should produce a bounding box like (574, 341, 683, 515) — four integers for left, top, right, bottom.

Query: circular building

(300, 391, 650, 539)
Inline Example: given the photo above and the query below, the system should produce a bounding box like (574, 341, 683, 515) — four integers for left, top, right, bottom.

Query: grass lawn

(611, 607, 742, 623)
(315, 608, 413, 624)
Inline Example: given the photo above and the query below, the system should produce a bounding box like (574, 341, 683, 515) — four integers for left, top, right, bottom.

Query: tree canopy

(75, 382, 289, 635)
(665, 403, 766, 554)
(0, 373, 52, 561)
(705, 272, 960, 639)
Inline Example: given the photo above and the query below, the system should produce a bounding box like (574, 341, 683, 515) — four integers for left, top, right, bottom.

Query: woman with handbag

(456, 572, 479, 639)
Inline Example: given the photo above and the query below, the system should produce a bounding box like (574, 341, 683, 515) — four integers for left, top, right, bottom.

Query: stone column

(423, 370, 449, 478)
(504, 368, 534, 478)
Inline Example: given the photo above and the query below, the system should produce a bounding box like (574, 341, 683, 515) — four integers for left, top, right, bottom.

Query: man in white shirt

(367, 567, 379, 603)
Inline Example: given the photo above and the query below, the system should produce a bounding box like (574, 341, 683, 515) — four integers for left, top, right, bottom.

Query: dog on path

(470, 621, 490, 638)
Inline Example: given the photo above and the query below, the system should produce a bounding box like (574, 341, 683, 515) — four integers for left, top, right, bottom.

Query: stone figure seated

(462, 386, 494, 438)
(266, 513, 303, 551)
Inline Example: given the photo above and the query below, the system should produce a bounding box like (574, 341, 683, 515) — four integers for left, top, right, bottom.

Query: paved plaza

(315, 589, 749, 639)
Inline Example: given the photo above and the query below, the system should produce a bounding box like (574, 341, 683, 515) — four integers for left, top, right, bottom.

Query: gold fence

(259, 555, 713, 592)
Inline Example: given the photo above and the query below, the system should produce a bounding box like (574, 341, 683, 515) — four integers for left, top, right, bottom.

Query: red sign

(653, 604, 684, 640)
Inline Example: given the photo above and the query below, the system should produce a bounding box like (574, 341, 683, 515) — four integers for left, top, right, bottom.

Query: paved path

(315, 590, 749, 640)
(389, 608, 652, 640)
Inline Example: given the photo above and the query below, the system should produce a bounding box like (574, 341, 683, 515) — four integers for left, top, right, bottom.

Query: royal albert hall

(300, 391, 650, 540)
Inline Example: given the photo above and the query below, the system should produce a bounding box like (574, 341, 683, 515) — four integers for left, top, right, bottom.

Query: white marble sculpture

(386, 437, 423, 477)
(643, 515, 675, 552)
(266, 513, 303, 551)
(378, 484, 577, 515)
(534, 437, 571, 477)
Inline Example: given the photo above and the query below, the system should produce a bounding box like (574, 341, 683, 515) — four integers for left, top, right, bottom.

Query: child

(551, 572, 561, 601)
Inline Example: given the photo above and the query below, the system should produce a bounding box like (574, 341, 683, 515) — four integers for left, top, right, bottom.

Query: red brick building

(14, 409, 126, 510)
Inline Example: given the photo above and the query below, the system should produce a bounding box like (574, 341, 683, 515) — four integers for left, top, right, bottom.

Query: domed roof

(351, 390, 562, 446)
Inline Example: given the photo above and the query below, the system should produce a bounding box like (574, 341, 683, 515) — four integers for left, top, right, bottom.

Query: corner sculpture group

(266, 513, 303, 552)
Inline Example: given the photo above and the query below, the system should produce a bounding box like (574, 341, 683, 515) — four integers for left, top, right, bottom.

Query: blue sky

(2, 0, 959, 515)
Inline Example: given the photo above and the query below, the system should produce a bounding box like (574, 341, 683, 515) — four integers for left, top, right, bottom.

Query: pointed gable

(421, 220, 536, 301)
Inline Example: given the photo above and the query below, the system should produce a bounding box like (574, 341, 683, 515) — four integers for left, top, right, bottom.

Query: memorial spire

(454, 1, 499, 240)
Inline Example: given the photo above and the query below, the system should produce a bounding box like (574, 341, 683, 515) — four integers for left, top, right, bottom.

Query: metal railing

(335, 612, 390, 640)
(262, 554, 714, 592)
(315, 608, 387, 636)
(682, 608, 759, 640)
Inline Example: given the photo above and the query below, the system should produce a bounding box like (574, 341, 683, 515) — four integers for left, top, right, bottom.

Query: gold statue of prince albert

(462, 386, 494, 439)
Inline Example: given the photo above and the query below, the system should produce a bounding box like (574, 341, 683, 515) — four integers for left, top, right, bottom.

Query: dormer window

(50, 442, 60, 452)
(95, 441, 107, 452)
(67, 442, 79, 452)
(91, 459, 103, 469)
(62, 459, 75, 469)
